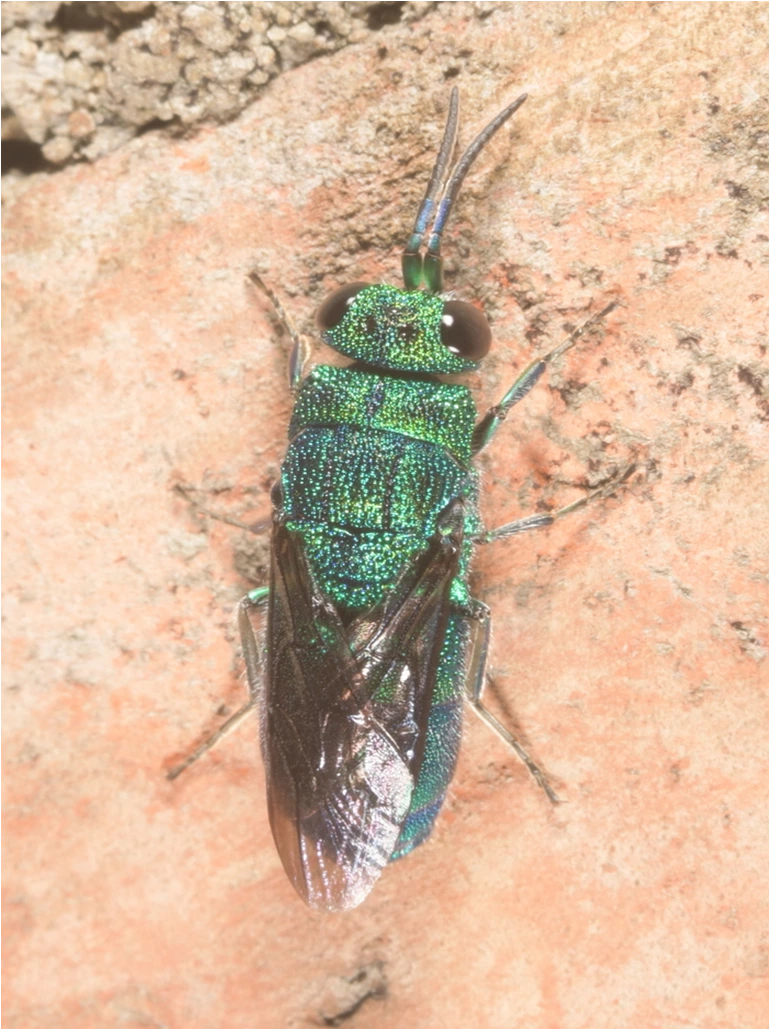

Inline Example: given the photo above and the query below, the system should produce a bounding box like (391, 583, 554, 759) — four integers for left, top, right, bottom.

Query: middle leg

(475, 463, 636, 545)
(173, 484, 271, 536)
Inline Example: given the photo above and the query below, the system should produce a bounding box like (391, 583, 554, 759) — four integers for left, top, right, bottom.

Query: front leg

(472, 301, 618, 455)
(247, 270, 312, 392)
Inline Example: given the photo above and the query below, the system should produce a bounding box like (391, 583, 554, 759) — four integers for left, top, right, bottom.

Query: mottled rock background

(3, 2, 768, 1029)
(3, 1, 439, 168)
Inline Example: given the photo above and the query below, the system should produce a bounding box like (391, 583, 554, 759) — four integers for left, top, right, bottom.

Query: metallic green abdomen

(281, 364, 480, 858)
(283, 426, 467, 609)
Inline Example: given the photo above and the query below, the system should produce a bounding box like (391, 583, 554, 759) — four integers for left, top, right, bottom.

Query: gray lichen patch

(2, 0, 437, 171)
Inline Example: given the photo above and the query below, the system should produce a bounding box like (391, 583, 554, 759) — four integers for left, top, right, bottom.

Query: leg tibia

(166, 588, 268, 780)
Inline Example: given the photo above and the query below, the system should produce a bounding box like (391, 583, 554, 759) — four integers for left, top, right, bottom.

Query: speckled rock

(2, 0, 437, 165)
(3, 2, 767, 1029)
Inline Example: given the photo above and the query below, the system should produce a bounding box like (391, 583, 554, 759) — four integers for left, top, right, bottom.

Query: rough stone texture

(3, 2, 768, 1029)
(2, 0, 435, 166)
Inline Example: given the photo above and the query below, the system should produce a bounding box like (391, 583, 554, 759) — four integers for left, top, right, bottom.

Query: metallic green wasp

(170, 88, 630, 911)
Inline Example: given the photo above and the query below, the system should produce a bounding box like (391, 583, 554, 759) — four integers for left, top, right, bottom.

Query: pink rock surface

(3, 3, 767, 1028)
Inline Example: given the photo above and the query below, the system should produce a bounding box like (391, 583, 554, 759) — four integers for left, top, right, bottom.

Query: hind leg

(464, 603, 561, 804)
(166, 586, 269, 780)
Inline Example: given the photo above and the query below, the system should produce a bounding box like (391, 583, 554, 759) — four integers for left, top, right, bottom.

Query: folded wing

(264, 510, 462, 911)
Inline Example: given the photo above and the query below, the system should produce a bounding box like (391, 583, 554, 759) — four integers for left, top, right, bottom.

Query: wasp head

(314, 89, 527, 377)
(316, 282, 490, 374)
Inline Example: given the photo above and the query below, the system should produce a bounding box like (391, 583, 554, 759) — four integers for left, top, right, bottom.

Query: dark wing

(346, 501, 464, 781)
(264, 509, 462, 911)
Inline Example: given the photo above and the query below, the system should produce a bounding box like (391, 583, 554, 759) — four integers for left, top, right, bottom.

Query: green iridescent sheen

(285, 364, 480, 611)
(282, 359, 483, 858)
(321, 283, 479, 374)
(390, 612, 470, 857)
(289, 364, 477, 464)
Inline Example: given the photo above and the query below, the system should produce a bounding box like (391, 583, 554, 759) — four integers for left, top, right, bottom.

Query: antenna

(403, 91, 528, 293)
(402, 87, 460, 290)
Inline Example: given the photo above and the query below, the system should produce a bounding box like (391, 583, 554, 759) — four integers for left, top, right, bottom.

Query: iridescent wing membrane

(264, 506, 463, 911)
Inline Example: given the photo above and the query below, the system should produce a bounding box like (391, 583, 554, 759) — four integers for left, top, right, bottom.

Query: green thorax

(289, 364, 476, 467)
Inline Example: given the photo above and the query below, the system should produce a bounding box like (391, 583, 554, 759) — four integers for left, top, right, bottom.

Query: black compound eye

(315, 282, 370, 331)
(440, 300, 491, 361)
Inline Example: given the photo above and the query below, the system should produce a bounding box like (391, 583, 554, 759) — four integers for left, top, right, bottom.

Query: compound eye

(440, 300, 491, 361)
(315, 283, 370, 331)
